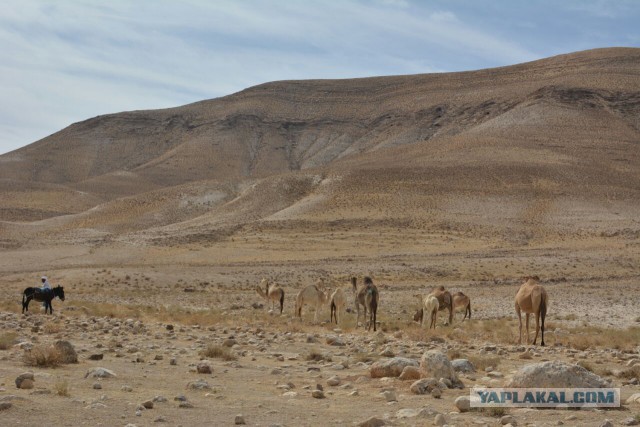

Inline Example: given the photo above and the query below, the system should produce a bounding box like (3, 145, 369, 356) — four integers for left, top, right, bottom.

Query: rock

(178, 401, 194, 408)
(626, 393, 640, 404)
(122, 385, 133, 392)
(451, 358, 476, 373)
(19, 380, 34, 390)
(396, 408, 419, 419)
(93, 383, 102, 390)
(454, 396, 471, 412)
(141, 400, 154, 409)
(187, 379, 211, 390)
(197, 363, 212, 374)
(0, 402, 12, 411)
(399, 366, 421, 381)
(153, 396, 168, 403)
(501, 415, 517, 425)
(154, 416, 167, 423)
(234, 414, 246, 425)
(622, 417, 639, 426)
(326, 335, 345, 346)
(15, 372, 34, 389)
(420, 351, 463, 388)
(223, 339, 237, 347)
(370, 357, 419, 378)
(599, 420, 613, 427)
(311, 390, 325, 399)
(434, 413, 446, 426)
(410, 378, 438, 395)
(358, 416, 387, 427)
(379, 347, 394, 357)
(54, 340, 78, 363)
(84, 368, 117, 379)
(327, 376, 341, 386)
(88, 354, 104, 361)
(431, 388, 441, 398)
(506, 361, 609, 388)
(381, 389, 397, 402)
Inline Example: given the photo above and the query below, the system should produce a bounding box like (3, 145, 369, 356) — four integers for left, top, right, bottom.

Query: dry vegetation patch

(200, 344, 237, 361)
(23, 345, 62, 368)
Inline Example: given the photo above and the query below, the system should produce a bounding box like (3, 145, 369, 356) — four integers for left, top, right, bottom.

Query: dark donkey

(22, 286, 65, 314)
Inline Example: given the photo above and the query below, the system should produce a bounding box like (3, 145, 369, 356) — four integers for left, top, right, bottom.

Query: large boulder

(420, 350, 463, 389)
(451, 359, 475, 373)
(506, 361, 609, 388)
(370, 357, 419, 378)
(15, 372, 34, 389)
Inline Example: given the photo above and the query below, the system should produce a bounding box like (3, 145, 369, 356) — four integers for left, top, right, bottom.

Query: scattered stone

(197, 363, 212, 374)
(311, 390, 325, 399)
(501, 415, 517, 425)
(434, 413, 446, 426)
(234, 414, 246, 425)
(326, 335, 345, 346)
(166, 324, 174, 331)
(626, 393, 640, 404)
(399, 365, 421, 381)
(506, 361, 609, 388)
(141, 400, 154, 409)
(454, 396, 471, 412)
(187, 379, 211, 390)
(178, 401, 194, 408)
(170, 358, 177, 365)
(154, 416, 167, 423)
(223, 339, 237, 347)
(15, 372, 34, 389)
(84, 368, 117, 379)
(420, 350, 463, 389)
(622, 417, 639, 426)
(381, 389, 397, 402)
(370, 357, 419, 378)
(153, 396, 168, 403)
(93, 383, 102, 390)
(327, 376, 341, 386)
(379, 347, 394, 357)
(410, 378, 438, 395)
(599, 420, 613, 427)
(0, 402, 12, 411)
(88, 354, 104, 361)
(451, 359, 476, 373)
(396, 408, 419, 418)
(358, 416, 387, 427)
(431, 387, 441, 398)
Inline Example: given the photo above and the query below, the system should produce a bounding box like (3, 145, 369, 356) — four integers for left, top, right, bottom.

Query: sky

(0, 0, 639, 155)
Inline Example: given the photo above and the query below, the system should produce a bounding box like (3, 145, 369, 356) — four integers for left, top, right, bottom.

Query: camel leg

(533, 311, 540, 345)
(525, 313, 530, 345)
(516, 304, 522, 344)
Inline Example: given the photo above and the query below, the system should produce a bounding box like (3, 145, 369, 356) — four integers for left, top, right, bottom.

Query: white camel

(329, 287, 346, 324)
(295, 282, 329, 322)
(421, 294, 439, 329)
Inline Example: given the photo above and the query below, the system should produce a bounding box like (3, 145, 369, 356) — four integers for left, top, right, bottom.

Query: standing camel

(429, 286, 453, 325)
(515, 276, 548, 346)
(363, 277, 379, 331)
(255, 279, 285, 314)
(329, 287, 346, 324)
(452, 291, 471, 321)
(419, 294, 439, 329)
(353, 276, 378, 327)
(295, 282, 329, 323)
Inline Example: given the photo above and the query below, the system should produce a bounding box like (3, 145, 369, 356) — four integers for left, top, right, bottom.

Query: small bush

(200, 345, 237, 361)
(0, 332, 17, 350)
(617, 365, 640, 380)
(54, 380, 70, 397)
(468, 355, 501, 371)
(305, 349, 331, 362)
(24, 345, 62, 368)
(483, 407, 506, 417)
(43, 323, 62, 334)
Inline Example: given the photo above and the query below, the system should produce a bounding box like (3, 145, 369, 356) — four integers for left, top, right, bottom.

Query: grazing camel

(363, 277, 379, 331)
(429, 286, 453, 325)
(255, 279, 285, 314)
(329, 287, 346, 324)
(515, 276, 548, 346)
(295, 282, 329, 322)
(452, 291, 471, 321)
(353, 276, 379, 328)
(420, 294, 439, 329)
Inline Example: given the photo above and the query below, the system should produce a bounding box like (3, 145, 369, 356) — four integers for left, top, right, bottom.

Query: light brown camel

(353, 276, 379, 329)
(295, 282, 329, 322)
(255, 278, 285, 314)
(420, 294, 439, 329)
(429, 286, 453, 325)
(363, 276, 379, 331)
(515, 275, 548, 346)
(329, 287, 346, 324)
(452, 291, 471, 321)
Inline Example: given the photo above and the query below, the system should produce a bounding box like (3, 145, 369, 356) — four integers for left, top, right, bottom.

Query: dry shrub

(24, 345, 62, 368)
(54, 380, 70, 396)
(43, 323, 62, 334)
(200, 345, 237, 361)
(483, 407, 506, 417)
(566, 326, 640, 351)
(0, 332, 17, 350)
(305, 349, 332, 362)
(617, 365, 640, 380)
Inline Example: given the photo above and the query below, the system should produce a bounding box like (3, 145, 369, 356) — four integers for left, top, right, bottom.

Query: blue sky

(0, 0, 638, 155)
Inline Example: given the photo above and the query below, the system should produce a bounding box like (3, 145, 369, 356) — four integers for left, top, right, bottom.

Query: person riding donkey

(40, 276, 51, 307)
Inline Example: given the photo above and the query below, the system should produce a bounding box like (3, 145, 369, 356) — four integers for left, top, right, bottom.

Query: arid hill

(1, 47, 639, 248)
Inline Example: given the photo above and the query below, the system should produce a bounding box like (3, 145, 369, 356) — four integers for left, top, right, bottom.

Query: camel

(363, 277, 379, 331)
(452, 291, 471, 321)
(429, 286, 453, 325)
(420, 294, 439, 329)
(515, 275, 548, 346)
(353, 276, 379, 328)
(295, 282, 329, 322)
(329, 287, 346, 324)
(255, 278, 285, 314)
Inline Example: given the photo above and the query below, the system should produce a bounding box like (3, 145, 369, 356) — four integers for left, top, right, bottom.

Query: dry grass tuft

(200, 345, 237, 361)
(468, 355, 501, 371)
(54, 380, 70, 397)
(565, 326, 640, 351)
(43, 322, 63, 334)
(306, 349, 332, 362)
(617, 365, 640, 379)
(0, 332, 17, 350)
(24, 345, 62, 368)
(483, 407, 507, 417)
